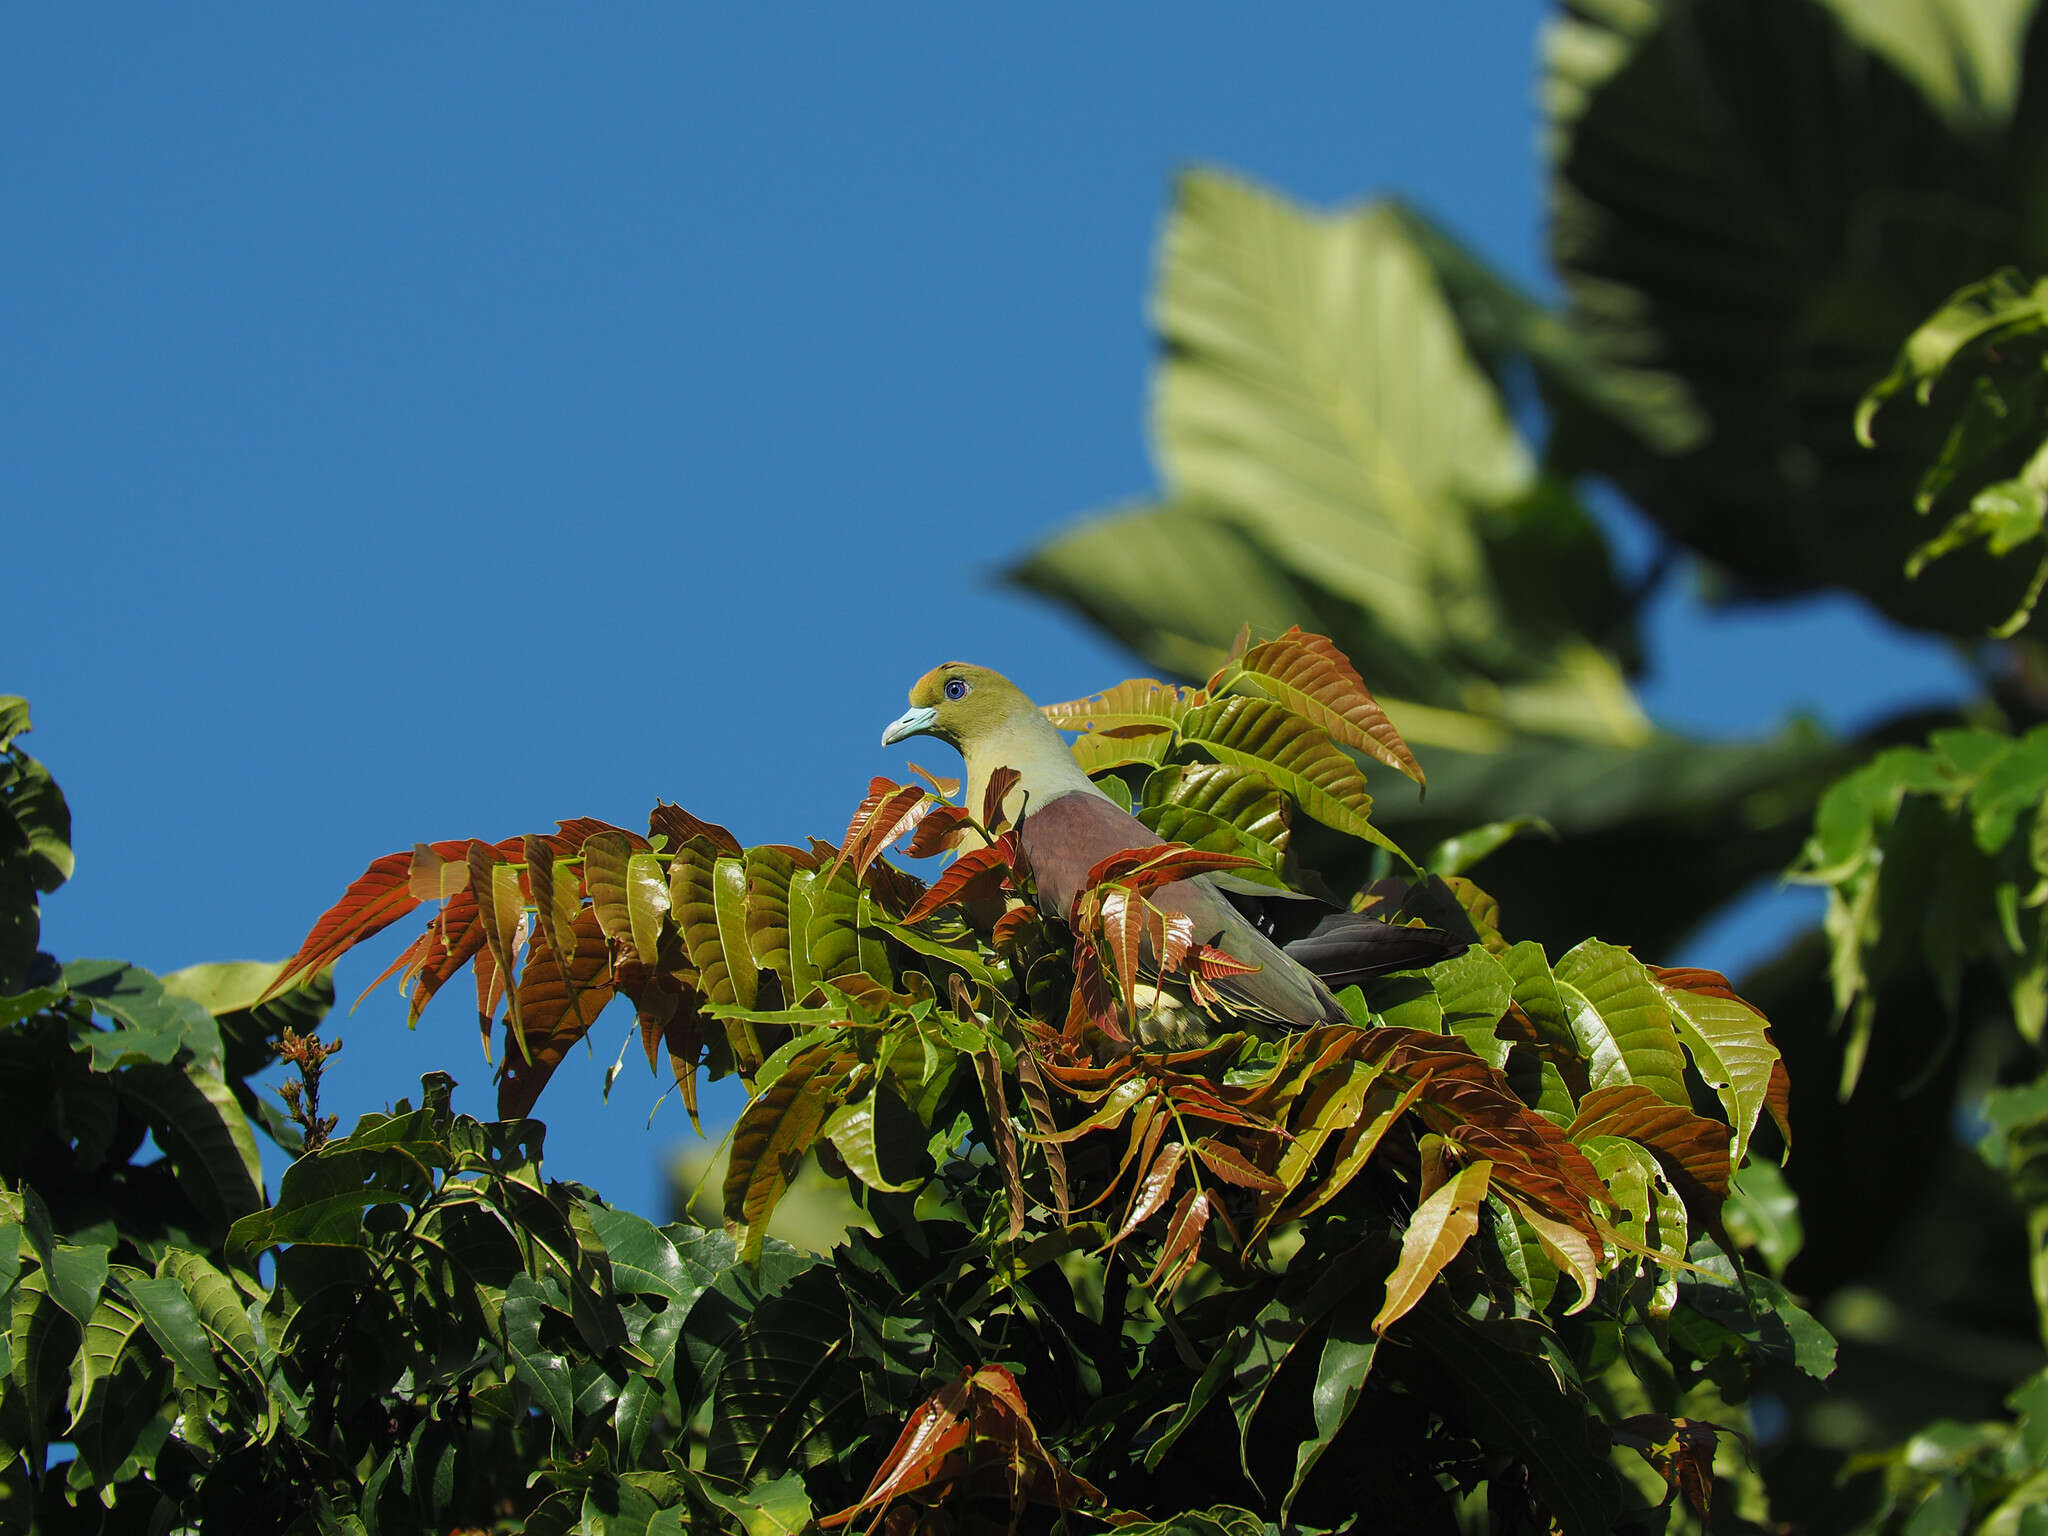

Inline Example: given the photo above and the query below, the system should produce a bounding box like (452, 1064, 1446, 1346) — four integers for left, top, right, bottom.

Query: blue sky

(6, 7, 1975, 1222)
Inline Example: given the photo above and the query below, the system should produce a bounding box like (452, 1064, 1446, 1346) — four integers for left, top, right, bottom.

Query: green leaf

(9, 1268, 74, 1476)
(1553, 940, 1688, 1108)
(692, 1472, 815, 1536)
(1180, 695, 1406, 860)
(581, 1202, 713, 1310)
(0, 742, 73, 894)
(40, 1241, 109, 1331)
(1426, 816, 1556, 877)
(119, 1273, 219, 1389)
(1425, 945, 1515, 1069)
(1652, 969, 1777, 1167)
(64, 959, 222, 1069)
(1280, 1295, 1379, 1522)
(1722, 1160, 1804, 1279)
(822, 1081, 929, 1193)
(67, 1286, 152, 1428)
(119, 1061, 266, 1231)
(504, 1274, 575, 1435)
(706, 1264, 862, 1482)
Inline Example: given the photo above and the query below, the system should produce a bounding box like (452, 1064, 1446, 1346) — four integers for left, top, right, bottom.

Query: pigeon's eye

(944, 678, 970, 701)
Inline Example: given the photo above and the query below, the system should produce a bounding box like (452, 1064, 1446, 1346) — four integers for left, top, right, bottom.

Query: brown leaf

(1146, 1187, 1213, 1297)
(1081, 842, 1263, 895)
(1191, 1136, 1283, 1192)
(499, 907, 614, 1118)
(648, 801, 740, 857)
(818, 1365, 1103, 1530)
(981, 765, 1022, 832)
(902, 845, 1013, 923)
(472, 941, 503, 1062)
(837, 779, 934, 883)
(1373, 1160, 1492, 1332)
(267, 848, 429, 998)
(973, 1049, 1027, 1241)
(1013, 1046, 1069, 1220)
(1613, 1415, 1726, 1521)
(407, 890, 485, 1026)
(903, 803, 973, 860)
(1219, 626, 1425, 788)
(1110, 1140, 1187, 1247)
(1567, 1083, 1733, 1200)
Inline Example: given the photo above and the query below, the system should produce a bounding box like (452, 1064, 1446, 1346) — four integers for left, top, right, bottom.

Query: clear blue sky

(5, 7, 1974, 1222)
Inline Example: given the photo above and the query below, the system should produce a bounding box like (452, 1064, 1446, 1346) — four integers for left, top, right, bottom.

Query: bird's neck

(963, 711, 1106, 828)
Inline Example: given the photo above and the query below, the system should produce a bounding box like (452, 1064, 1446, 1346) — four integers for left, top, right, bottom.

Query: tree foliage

(0, 643, 1824, 1531)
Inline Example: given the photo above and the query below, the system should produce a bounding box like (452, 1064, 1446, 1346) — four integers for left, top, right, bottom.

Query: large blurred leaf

(1541, 0, 2048, 633)
(1011, 169, 1646, 746)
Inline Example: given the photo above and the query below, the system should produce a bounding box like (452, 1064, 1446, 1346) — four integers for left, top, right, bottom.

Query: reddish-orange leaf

(1156, 908, 1196, 975)
(902, 845, 1012, 923)
(1097, 890, 1150, 1025)
(267, 851, 419, 999)
(407, 891, 486, 1026)
(1191, 1136, 1283, 1192)
(981, 765, 1022, 832)
(905, 761, 962, 798)
(1013, 1046, 1069, 1220)
(1082, 842, 1263, 895)
(353, 930, 431, 1014)
(499, 906, 614, 1119)
(648, 801, 740, 857)
(1567, 1083, 1733, 1200)
(829, 778, 926, 884)
(1147, 1187, 1213, 1297)
(991, 906, 1039, 951)
(818, 1366, 1102, 1530)
(904, 803, 973, 860)
(1186, 943, 1261, 980)
(1765, 1053, 1792, 1149)
(1110, 1141, 1186, 1247)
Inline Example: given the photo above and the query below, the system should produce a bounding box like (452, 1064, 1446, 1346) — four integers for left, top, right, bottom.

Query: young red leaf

(266, 850, 420, 999)
(1187, 943, 1261, 980)
(903, 803, 973, 859)
(981, 764, 1022, 832)
(1097, 890, 1152, 1026)
(1013, 1047, 1070, 1221)
(408, 891, 487, 1026)
(1147, 1187, 1213, 1297)
(901, 845, 1012, 923)
(647, 800, 741, 857)
(1191, 1136, 1284, 1192)
(1156, 907, 1196, 975)
(1566, 1083, 1734, 1200)
(1081, 842, 1263, 894)
(1109, 1141, 1187, 1248)
(352, 930, 431, 1014)
(905, 760, 962, 799)
(498, 906, 614, 1119)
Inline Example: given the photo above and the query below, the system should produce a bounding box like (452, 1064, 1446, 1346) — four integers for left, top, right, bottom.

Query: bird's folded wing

(1281, 913, 1466, 988)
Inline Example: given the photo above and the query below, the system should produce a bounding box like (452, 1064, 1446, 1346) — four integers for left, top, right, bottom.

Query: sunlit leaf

(1374, 1160, 1492, 1332)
